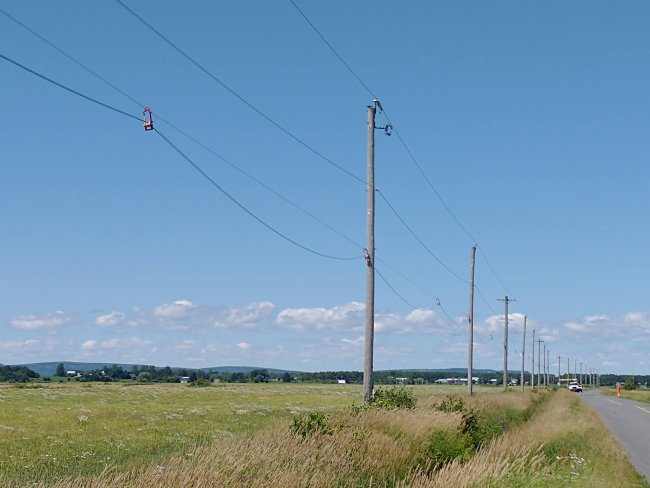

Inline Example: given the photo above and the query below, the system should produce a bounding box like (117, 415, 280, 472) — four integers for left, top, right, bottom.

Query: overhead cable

(154, 129, 360, 261)
(288, 1, 525, 306)
(0, 50, 360, 262)
(0, 52, 140, 123)
(377, 190, 467, 284)
(113, 0, 366, 186)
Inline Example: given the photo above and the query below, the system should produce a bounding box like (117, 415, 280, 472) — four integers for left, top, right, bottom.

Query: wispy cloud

(10, 311, 75, 331)
(92, 300, 275, 332)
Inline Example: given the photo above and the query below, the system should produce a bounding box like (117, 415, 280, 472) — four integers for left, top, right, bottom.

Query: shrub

(369, 386, 416, 410)
(623, 377, 636, 390)
(291, 411, 332, 438)
(434, 395, 465, 413)
(424, 430, 472, 470)
(188, 379, 211, 388)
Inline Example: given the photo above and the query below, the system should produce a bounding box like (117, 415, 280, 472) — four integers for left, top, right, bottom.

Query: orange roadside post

(616, 382, 621, 398)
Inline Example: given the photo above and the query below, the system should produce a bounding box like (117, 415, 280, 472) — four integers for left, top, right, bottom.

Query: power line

(1, 14, 466, 321)
(114, 1, 507, 313)
(286, 2, 528, 314)
(1, 49, 361, 262)
(113, 0, 366, 186)
(0, 9, 367, 255)
(377, 190, 467, 284)
(375, 266, 420, 310)
(0, 52, 141, 123)
(375, 266, 458, 328)
(477, 246, 514, 297)
(0, 7, 143, 109)
(154, 129, 361, 262)
(286, 0, 478, 243)
(288, 0, 377, 100)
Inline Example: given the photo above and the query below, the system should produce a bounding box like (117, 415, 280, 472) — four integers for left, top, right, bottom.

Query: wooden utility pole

(542, 344, 548, 388)
(558, 355, 561, 386)
(546, 349, 550, 386)
(566, 358, 571, 385)
(467, 245, 476, 396)
(537, 340, 541, 386)
(363, 102, 376, 405)
(498, 296, 515, 389)
(531, 329, 535, 389)
(520, 315, 527, 392)
(579, 362, 583, 385)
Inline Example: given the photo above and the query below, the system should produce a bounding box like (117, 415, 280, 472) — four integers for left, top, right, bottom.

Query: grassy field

(0, 382, 360, 485)
(1, 383, 648, 487)
(602, 387, 650, 403)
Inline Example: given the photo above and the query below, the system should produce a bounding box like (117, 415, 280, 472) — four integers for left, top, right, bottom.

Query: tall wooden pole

(542, 344, 548, 388)
(520, 315, 527, 391)
(363, 103, 376, 404)
(467, 246, 476, 396)
(531, 329, 535, 389)
(497, 296, 514, 389)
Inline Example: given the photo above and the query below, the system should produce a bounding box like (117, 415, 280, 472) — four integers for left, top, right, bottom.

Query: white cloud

(154, 300, 196, 318)
(10, 311, 75, 331)
(0, 339, 40, 352)
(94, 300, 275, 332)
(81, 340, 97, 350)
(101, 337, 153, 349)
(215, 302, 275, 329)
(276, 303, 459, 336)
(237, 342, 251, 351)
(95, 311, 126, 327)
(276, 302, 365, 331)
(174, 340, 199, 352)
(340, 336, 364, 346)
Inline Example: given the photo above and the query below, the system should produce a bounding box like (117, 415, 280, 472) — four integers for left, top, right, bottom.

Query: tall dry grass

(32, 394, 520, 488)
(404, 389, 645, 487)
(28, 389, 645, 488)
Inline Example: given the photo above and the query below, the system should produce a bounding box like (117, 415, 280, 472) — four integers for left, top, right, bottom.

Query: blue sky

(1, 1, 648, 375)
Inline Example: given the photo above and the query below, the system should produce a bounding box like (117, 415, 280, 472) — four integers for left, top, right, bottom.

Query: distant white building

(179, 376, 190, 384)
(66, 371, 81, 377)
(337, 379, 346, 384)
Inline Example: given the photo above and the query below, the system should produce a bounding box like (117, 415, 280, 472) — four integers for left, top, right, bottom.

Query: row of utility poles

(362, 100, 598, 403)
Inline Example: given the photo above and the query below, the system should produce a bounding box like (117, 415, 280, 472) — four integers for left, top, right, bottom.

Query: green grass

(602, 387, 650, 404)
(0, 382, 360, 485)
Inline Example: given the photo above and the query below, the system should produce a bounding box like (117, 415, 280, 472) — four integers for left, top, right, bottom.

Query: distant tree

(282, 372, 293, 383)
(250, 369, 269, 383)
(137, 372, 151, 383)
(0, 365, 39, 383)
(623, 377, 637, 390)
(56, 363, 65, 377)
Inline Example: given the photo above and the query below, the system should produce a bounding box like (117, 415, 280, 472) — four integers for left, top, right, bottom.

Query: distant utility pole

(543, 344, 546, 387)
(579, 362, 583, 385)
(467, 245, 476, 396)
(363, 101, 377, 405)
(536, 339, 544, 387)
(574, 360, 577, 382)
(520, 315, 527, 392)
(546, 349, 550, 386)
(558, 356, 561, 386)
(567, 357, 570, 381)
(498, 296, 515, 389)
(531, 329, 535, 389)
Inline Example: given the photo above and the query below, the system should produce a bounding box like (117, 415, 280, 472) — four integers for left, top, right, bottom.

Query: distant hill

(378, 368, 500, 374)
(17, 362, 511, 378)
(19, 362, 140, 377)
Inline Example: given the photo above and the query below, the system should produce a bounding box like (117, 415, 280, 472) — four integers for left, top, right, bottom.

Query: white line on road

(606, 398, 623, 406)
(634, 406, 650, 414)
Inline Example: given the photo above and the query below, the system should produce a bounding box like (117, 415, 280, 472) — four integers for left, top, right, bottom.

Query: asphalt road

(580, 390, 650, 482)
